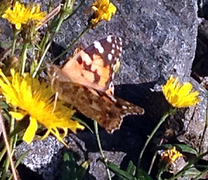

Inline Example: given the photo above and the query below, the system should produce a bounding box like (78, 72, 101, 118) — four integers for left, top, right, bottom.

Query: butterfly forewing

(83, 36, 122, 68)
(61, 35, 122, 95)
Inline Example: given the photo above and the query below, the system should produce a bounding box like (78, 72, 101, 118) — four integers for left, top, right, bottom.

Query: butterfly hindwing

(48, 65, 144, 133)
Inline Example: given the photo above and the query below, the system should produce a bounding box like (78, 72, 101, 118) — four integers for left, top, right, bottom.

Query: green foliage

(60, 152, 86, 180)
(158, 144, 199, 155)
(108, 161, 152, 180)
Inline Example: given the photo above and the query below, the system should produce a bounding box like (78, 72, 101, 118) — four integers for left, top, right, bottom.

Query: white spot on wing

(116, 57, 120, 62)
(112, 43, 115, 48)
(108, 53, 113, 61)
(112, 72, 115, 79)
(110, 85, 114, 95)
(113, 64, 116, 71)
(107, 36, 112, 43)
(109, 81, 114, 88)
(122, 105, 127, 109)
(80, 51, 92, 65)
(94, 41, 104, 53)
(108, 93, 116, 102)
(111, 49, 115, 54)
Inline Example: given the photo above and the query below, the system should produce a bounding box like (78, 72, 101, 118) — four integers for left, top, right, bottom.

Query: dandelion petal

(23, 117, 38, 144)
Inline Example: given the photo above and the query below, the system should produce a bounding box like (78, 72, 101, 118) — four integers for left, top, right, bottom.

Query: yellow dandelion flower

(160, 146, 183, 164)
(91, 0, 116, 25)
(0, 69, 84, 146)
(2, 1, 46, 30)
(162, 75, 201, 108)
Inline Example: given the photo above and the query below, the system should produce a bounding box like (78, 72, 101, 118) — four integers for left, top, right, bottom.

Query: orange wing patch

(62, 51, 112, 95)
(61, 36, 122, 95)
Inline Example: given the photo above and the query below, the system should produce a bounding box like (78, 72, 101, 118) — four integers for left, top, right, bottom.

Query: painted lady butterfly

(48, 35, 144, 133)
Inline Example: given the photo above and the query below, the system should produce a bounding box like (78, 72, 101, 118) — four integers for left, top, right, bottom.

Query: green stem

(52, 24, 90, 63)
(94, 121, 112, 180)
(157, 165, 168, 180)
(11, 30, 19, 56)
(0, 146, 6, 161)
(20, 42, 29, 75)
(32, 23, 62, 78)
(148, 138, 164, 175)
(0, 115, 17, 180)
(33, 0, 78, 78)
(137, 108, 177, 172)
(33, 23, 90, 78)
(1, 158, 10, 180)
(32, 40, 51, 78)
(65, 0, 85, 21)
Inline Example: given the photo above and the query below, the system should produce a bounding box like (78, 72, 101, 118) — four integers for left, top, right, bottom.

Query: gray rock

(88, 151, 126, 180)
(15, 134, 126, 180)
(15, 136, 64, 172)
(56, 0, 198, 83)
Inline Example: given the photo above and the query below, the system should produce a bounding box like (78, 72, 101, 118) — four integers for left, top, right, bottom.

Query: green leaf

(30, 59, 38, 76)
(108, 162, 152, 180)
(182, 166, 201, 177)
(0, 101, 9, 109)
(108, 162, 136, 180)
(0, 101, 11, 121)
(159, 144, 198, 155)
(136, 169, 153, 180)
(61, 152, 86, 180)
(174, 144, 198, 155)
(126, 161, 137, 176)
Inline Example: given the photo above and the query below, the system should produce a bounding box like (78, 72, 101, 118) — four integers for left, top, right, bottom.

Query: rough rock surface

(16, 134, 126, 180)
(54, 0, 198, 83)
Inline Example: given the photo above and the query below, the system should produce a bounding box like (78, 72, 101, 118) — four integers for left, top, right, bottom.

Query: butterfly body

(48, 35, 144, 133)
